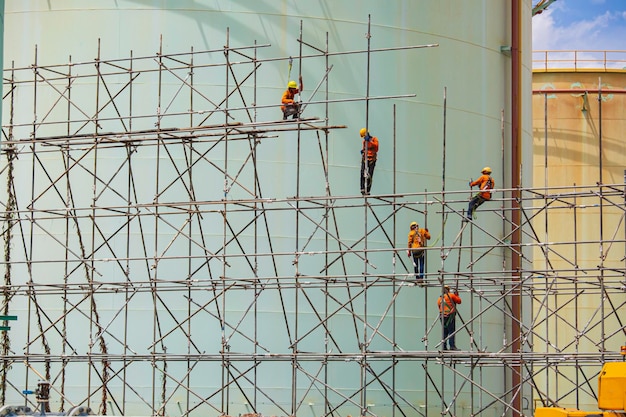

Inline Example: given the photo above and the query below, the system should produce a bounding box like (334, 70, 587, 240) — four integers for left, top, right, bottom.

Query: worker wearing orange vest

(437, 285, 462, 350)
(281, 75, 303, 120)
(466, 166, 495, 220)
(407, 221, 431, 282)
(359, 128, 379, 195)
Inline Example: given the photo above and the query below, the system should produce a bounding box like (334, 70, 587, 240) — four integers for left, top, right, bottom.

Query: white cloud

(532, 8, 558, 51)
(533, 7, 623, 51)
(533, 4, 626, 69)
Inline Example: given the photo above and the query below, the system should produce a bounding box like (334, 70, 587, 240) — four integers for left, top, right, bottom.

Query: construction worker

(407, 221, 430, 282)
(437, 285, 462, 351)
(466, 166, 495, 220)
(359, 128, 379, 195)
(281, 75, 303, 120)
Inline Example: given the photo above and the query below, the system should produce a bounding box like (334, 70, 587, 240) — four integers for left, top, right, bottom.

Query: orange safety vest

(362, 136, 379, 162)
(438, 292, 462, 316)
(470, 174, 494, 200)
(408, 228, 431, 250)
(281, 88, 299, 111)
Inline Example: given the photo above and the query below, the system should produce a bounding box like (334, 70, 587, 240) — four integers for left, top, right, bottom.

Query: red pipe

(533, 88, 626, 94)
(511, 1, 522, 417)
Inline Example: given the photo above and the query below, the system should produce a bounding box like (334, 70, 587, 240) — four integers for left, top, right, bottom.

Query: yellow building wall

(532, 70, 626, 411)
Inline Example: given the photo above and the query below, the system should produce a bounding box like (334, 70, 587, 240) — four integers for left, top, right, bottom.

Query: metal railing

(533, 50, 626, 71)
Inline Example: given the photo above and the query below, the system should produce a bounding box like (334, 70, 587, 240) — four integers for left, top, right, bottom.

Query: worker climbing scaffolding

(465, 166, 495, 220)
(407, 221, 430, 283)
(281, 75, 304, 120)
(437, 285, 462, 351)
(359, 127, 379, 196)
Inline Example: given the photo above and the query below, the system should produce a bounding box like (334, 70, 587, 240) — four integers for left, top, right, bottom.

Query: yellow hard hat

(410, 222, 418, 228)
(287, 80, 297, 89)
(360, 128, 368, 137)
(482, 166, 492, 174)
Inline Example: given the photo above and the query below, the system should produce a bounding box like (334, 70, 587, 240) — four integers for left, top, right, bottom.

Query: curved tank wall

(0, 0, 3, 129)
(1, 1, 533, 416)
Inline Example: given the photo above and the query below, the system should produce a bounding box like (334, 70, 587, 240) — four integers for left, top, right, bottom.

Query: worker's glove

(468, 181, 472, 187)
(407, 251, 410, 257)
(364, 134, 372, 142)
(360, 149, 364, 155)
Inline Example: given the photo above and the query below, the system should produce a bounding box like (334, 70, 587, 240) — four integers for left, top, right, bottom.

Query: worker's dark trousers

(442, 314, 457, 349)
(360, 159, 376, 195)
(282, 104, 300, 120)
(411, 251, 425, 280)
(467, 195, 486, 219)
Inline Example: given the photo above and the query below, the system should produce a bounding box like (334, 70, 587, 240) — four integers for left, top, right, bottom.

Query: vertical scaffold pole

(361, 14, 372, 417)
(598, 78, 606, 359)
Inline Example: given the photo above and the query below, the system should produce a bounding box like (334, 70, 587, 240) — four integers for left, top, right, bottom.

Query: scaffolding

(1, 21, 625, 417)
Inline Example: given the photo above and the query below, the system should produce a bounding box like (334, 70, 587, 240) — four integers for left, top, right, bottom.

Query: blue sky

(532, 0, 626, 51)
